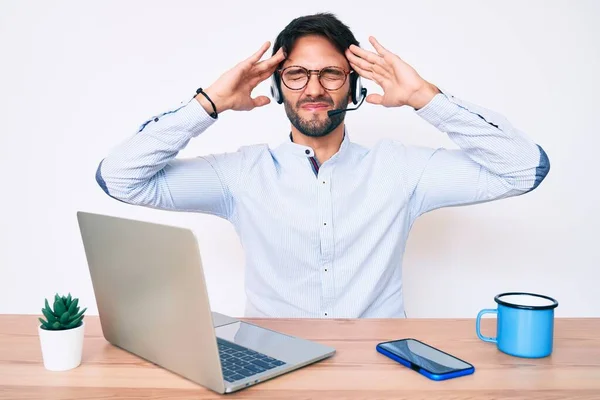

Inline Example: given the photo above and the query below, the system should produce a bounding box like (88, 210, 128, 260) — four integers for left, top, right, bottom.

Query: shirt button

(324, 268, 328, 272)
(305, 149, 310, 155)
(154, 118, 159, 122)
(322, 181, 326, 184)
(323, 222, 327, 226)
(324, 313, 328, 316)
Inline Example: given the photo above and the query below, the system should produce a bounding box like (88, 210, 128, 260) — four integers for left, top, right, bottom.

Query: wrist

(195, 87, 228, 116)
(407, 82, 440, 110)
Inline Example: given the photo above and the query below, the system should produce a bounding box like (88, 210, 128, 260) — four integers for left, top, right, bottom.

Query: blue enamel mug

(476, 292, 559, 358)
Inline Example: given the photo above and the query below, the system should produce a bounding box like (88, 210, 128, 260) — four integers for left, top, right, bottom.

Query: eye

(283, 68, 307, 80)
(321, 68, 345, 81)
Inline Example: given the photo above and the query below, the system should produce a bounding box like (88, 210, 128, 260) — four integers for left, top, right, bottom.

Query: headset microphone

(327, 88, 367, 118)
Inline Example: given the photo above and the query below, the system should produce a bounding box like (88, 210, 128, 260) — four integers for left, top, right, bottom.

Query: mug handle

(476, 309, 498, 343)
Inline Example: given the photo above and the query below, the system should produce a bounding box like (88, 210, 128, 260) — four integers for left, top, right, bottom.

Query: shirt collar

(281, 127, 351, 162)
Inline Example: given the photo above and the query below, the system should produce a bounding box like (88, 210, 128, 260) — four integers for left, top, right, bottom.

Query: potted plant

(38, 293, 87, 371)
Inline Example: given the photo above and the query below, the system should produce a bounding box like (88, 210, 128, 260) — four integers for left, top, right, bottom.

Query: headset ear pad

(270, 70, 284, 104)
(350, 72, 363, 105)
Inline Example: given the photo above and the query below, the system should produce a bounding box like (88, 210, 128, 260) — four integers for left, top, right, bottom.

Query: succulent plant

(39, 293, 87, 330)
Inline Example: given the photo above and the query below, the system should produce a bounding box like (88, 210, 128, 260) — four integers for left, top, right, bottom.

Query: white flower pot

(38, 320, 85, 371)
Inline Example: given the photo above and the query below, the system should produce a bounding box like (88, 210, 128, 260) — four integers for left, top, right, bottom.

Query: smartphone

(376, 338, 474, 381)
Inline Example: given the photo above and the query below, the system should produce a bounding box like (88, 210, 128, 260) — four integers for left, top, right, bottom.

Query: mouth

(300, 103, 331, 111)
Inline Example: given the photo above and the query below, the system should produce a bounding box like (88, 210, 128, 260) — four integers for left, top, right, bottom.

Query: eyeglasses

(278, 65, 351, 91)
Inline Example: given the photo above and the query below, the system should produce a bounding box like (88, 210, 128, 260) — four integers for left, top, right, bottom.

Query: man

(96, 13, 549, 318)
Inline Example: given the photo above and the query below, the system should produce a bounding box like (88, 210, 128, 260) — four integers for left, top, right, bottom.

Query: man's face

(280, 35, 352, 138)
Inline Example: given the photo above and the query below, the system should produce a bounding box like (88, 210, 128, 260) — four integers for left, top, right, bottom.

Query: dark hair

(272, 13, 359, 62)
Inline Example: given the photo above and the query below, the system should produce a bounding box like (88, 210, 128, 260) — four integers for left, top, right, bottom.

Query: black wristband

(195, 87, 218, 119)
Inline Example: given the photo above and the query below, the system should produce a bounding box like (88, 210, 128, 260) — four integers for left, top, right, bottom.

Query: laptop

(76, 211, 335, 394)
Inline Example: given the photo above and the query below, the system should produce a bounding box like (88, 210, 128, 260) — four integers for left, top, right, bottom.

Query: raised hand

(198, 42, 286, 113)
(345, 36, 440, 110)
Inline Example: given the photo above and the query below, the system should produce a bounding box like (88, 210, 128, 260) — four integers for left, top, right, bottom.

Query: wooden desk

(1, 315, 599, 399)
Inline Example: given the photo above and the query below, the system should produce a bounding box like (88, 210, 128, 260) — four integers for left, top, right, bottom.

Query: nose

(304, 72, 326, 98)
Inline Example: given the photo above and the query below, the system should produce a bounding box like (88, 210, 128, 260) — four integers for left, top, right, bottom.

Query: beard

(283, 94, 350, 138)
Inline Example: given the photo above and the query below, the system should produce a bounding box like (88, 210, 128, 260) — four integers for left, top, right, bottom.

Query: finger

(369, 36, 391, 57)
(369, 36, 409, 70)
(350, 63, 376, 84)
(249, 68, 278, 87)
(252, 53, 284, 83)
(349, 61, 374, 81)
(252, 95, 271, 108)
(346, 50, 375, 73)
(367, 67, 388, 88)
(346, 49, 394, 79)
(350, 59, 386, 88)
(244, 41, 271, 66)
(347, 44, 387, 69)
(255, 47, 285, 73)
(347, 47, 394, 77)
(366, 93, 383, 105)
(371, 63, 391, 80)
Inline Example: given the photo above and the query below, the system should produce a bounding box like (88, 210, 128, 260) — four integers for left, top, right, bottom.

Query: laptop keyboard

(217, 338, 286, 382)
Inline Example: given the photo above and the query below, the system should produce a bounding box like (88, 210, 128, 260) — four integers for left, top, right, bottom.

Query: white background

(1, 0, 598, 318)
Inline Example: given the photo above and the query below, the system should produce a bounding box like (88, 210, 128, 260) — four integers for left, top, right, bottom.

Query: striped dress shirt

(96, 90, 549, 318)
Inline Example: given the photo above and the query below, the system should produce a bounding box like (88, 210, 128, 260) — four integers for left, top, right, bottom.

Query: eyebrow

(283, 56, 351, 69)
(282, 62, 349, 70)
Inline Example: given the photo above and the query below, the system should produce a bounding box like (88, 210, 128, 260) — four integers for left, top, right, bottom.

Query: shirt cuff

(176, 97, 218, 137)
